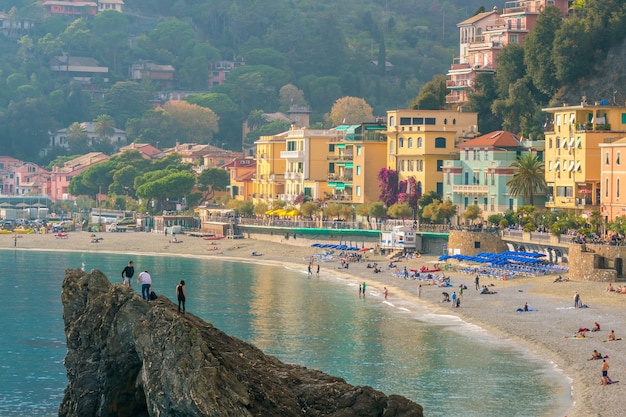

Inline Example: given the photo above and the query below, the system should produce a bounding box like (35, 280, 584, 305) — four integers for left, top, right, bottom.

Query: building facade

(599, 137, 626, 222)
(327, 123, 387, 204)
(443, 130, 545, 218)
(253, 132, 287, 204)
(385, 109, 479, 197)
(543, 102, 626, 213)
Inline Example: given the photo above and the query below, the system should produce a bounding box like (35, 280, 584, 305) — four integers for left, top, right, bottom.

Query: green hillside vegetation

(0, 0, 485, 162)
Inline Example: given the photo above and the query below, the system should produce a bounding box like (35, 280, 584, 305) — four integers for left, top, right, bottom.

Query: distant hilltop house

(47, 122, 127, 153)
(164, 143, 242, 171)
(208, 60, 245, 88)
(130, 61, 176, 90)
(117, 143, 163, 159)
(0, 12, 36, 36)
(50, 55, 109, 95)
(39, 0, 123, 16)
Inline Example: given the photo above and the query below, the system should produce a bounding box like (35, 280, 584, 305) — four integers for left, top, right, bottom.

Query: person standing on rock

(176, 280, 186, 314)
(121, 260, 134, 287)
(138, 270, 152, 301)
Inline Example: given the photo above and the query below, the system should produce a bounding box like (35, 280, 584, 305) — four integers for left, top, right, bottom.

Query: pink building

(208, 60, 244, 88)
(0, 157, 28, 194)
(446, 1, 569, 105)
(49, 152, 109, 202)
(40, 0, 98, 16)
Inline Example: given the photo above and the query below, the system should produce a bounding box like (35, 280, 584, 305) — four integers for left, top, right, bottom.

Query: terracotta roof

(236, 171, 255, 181)
(458, 9, 498, 26)
(460, 131, 521, 148)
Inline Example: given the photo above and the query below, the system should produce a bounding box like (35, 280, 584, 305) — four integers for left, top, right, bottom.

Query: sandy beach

(6, 230, 626, 417)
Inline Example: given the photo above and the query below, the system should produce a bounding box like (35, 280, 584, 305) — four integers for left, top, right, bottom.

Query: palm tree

(246, 109, 267, 131)
(507, 153, 548, 206)
(94, 114, 115, 140)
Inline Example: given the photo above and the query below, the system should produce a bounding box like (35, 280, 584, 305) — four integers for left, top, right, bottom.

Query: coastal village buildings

(49, 152, 109, 202)
(385, 109, 479, 197)
(443, 130, 545, 217)
(446, 0, 570, 106)
(542, 102, 626, 215)
(163, 143, 241, 172)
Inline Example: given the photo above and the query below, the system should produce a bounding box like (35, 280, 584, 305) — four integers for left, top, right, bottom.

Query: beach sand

(6, 230, 626, 417)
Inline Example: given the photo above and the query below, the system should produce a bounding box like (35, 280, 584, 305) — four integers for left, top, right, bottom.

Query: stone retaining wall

(447, 230, 508, 256)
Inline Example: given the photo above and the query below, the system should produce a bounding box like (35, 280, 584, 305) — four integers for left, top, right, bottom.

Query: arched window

(408, 138, 413, 148)
(443, 118, 448, 125)
(399, 137, 404, 148)
(452, 118, 456, 125)
(389, 116, 395, 126)
(435, 137, 446, 148)
(389, 140, 394, 153)
(606, 178, 609, 197)
(417, 137, 423, 148)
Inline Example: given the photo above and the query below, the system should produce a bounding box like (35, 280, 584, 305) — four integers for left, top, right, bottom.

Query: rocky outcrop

(59, 269, 424, 417)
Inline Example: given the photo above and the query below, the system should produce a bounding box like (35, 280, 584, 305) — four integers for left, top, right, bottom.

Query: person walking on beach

(475, 275, 480, 290)
(138, 270, 152, 301)
(418, 284, 422, 298)
(307, 264, 312, 277)
(574, 292, 580, 308)
(362, 282, 366, 295)
(176, 280, 186, 314)
(121, 260, 134, 287)
(316, 264, 320, 277)
(451, 291, 457, 308)
(384, 287, 388, 300)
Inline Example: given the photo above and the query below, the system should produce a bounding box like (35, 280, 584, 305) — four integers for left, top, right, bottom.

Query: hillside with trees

(0, 0, 489, 162)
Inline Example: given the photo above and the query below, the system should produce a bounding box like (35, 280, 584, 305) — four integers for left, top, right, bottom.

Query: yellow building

(385, 109, 478, 196)
(599, 137, 626, 222)
(543, 102, 626, 212)
(327, 124, 387, 204)
(253, 132, 287, 204)
(280, 127, 334, 203)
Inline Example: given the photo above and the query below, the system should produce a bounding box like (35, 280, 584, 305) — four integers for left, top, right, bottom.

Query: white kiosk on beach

(380, 226, 420, 253)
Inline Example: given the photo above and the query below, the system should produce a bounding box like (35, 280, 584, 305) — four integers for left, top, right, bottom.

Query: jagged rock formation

(59, 269, 424, 417)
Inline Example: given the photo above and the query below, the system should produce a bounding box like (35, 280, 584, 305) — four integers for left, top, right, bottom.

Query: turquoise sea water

(0, 249, 571, 416)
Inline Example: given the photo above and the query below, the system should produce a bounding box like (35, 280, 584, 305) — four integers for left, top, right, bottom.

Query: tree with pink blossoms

(377, 167, 399, 207)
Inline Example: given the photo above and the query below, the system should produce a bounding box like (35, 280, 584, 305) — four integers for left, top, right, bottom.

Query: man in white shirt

(138, 270, 152, 301)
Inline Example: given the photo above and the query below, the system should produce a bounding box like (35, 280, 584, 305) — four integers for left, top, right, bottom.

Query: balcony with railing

(327, 152, 354, 161)
(445, 92, 463, 104)
(502, 0, 543, 15)
(285, 171, 303, 180)
(452, 185, 489, 194)
(280, 150, 304, 159)
(446, 79, 470, 89)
